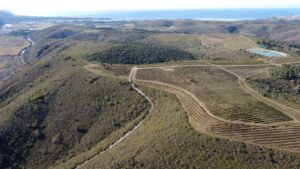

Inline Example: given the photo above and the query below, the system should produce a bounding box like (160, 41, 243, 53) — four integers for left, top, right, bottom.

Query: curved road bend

(76, 66, 154, 169)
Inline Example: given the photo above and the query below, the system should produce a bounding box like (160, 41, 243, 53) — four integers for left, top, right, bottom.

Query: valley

(0, 14, 300, 169)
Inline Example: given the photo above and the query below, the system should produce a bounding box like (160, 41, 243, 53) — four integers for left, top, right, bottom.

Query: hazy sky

(1, 0, 300, 16)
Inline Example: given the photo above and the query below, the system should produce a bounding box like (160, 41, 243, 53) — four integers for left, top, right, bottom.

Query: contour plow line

(133, 66, 300, 153)
(134, 67, 296, 127)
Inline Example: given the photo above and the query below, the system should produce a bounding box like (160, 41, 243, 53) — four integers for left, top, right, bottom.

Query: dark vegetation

(87, 43, 195, 64)
(48, 30, 77, 39)
(161, 21, 173, 27)
(248, 65, 300, 108)
(227, 25, 239, 33)
(0, 28, 151, 168)
(257, 39, 300, 55)
(271, 65, 300, 80)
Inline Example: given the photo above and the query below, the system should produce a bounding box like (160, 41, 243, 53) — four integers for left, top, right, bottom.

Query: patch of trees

(288, 43, 300, 49)
(161, 21, 173, 27)
(10, 30, 31, 37)
(182, 21, 195, 26)
(48, 30, 76, 39)
(257, 39, 300, 55)
(257, 39, 284, 50)
(0, 91, 48, 168)
(227, 26, 239, 33)
(87, 43, 195, 64)
(249, 76, 300, 107)
(71, 32, 99, 41)
(270, 65, 300, 80)
(248, 65, 300, 108)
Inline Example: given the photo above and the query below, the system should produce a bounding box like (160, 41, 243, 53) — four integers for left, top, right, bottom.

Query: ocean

(63, 9, 300, 21)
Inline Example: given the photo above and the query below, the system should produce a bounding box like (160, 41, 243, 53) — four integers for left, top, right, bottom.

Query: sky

(0, 0, 300, 16)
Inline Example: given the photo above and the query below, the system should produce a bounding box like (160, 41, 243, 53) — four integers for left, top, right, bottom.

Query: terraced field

(207, 123, 300, 152)
(133, 65, 300, 152)
(136, 66, 293, 124)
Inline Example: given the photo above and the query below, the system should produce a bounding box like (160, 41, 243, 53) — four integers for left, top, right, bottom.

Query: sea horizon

(57, 8, 300, 21)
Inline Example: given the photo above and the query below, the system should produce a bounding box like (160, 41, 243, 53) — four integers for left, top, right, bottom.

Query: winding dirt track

(214, 65, 300, 121)
(77, 62, 300, 168)
(75, 65, 154, 169)
(131, 64, 300, 153)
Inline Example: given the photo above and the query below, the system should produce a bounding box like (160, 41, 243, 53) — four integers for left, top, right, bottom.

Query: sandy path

(76, 61, 300, 167)
(75, 65, 154, 169)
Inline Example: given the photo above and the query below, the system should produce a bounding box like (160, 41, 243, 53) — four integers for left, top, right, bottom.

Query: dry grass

(0, 35, 29, 56)
(141, 33, 203, 56)
(65, 84, 300, 169)
(199, 33, 257, 49)
(218, 65, 272, 77)
(136, 66, 292, 124)
(62, 42, 115, 58)
(133, 65, 300, 153)
(223, 35, 258, 49)
(0, 62, 6, 69)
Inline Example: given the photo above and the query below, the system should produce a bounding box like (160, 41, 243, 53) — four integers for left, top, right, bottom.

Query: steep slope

(70, 87, 300, 169)
(0, 27, 150, 168)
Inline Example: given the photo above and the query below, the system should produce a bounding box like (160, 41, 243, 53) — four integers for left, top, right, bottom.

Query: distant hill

(0, 10, 14, 17)
(277, 15, 300, 21)
(0, 10, 110, 25)
(0, 10, 13, 25)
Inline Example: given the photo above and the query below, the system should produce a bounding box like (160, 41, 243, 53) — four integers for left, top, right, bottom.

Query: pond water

(249, 49, 285, 57)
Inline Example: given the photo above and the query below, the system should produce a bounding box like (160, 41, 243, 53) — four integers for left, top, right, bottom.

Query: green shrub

(31, 129, 42, 139)
(270, 65, 300, 80)
(52, 134, 64, 144)
(30, 91, 45, 103)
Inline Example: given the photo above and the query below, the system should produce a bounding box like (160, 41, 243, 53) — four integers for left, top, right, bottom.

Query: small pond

(249, 49, 286, 57)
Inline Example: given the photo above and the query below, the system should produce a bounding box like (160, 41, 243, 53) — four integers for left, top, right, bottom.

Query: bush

(30, 91, 45, 103)
(52, 134, 64, 144)
(31, 129, 42, 139)
(76, 126, 88, 133)
(271, 65, 300, 80)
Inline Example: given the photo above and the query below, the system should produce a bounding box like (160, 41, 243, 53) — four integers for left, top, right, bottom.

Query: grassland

(136, 66, 292, 124)
(199, 33, 258, 49)
(60, 86, 300, 169)
(141, 33, 204, 56)
(0, 49, 151, 169)
(0, 35, 29, 56)
(2, 22, 300, 169)
(129, 64, 300, 154)
(0, 62, 6, 69)
(62, 42, 115, 58)
(271, 54, 300, 64)
(217, 65, 272, 77)
(142, 33, 263, 62)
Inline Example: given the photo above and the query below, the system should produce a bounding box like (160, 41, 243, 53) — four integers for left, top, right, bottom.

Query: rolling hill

(1, 19, 300, 169)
